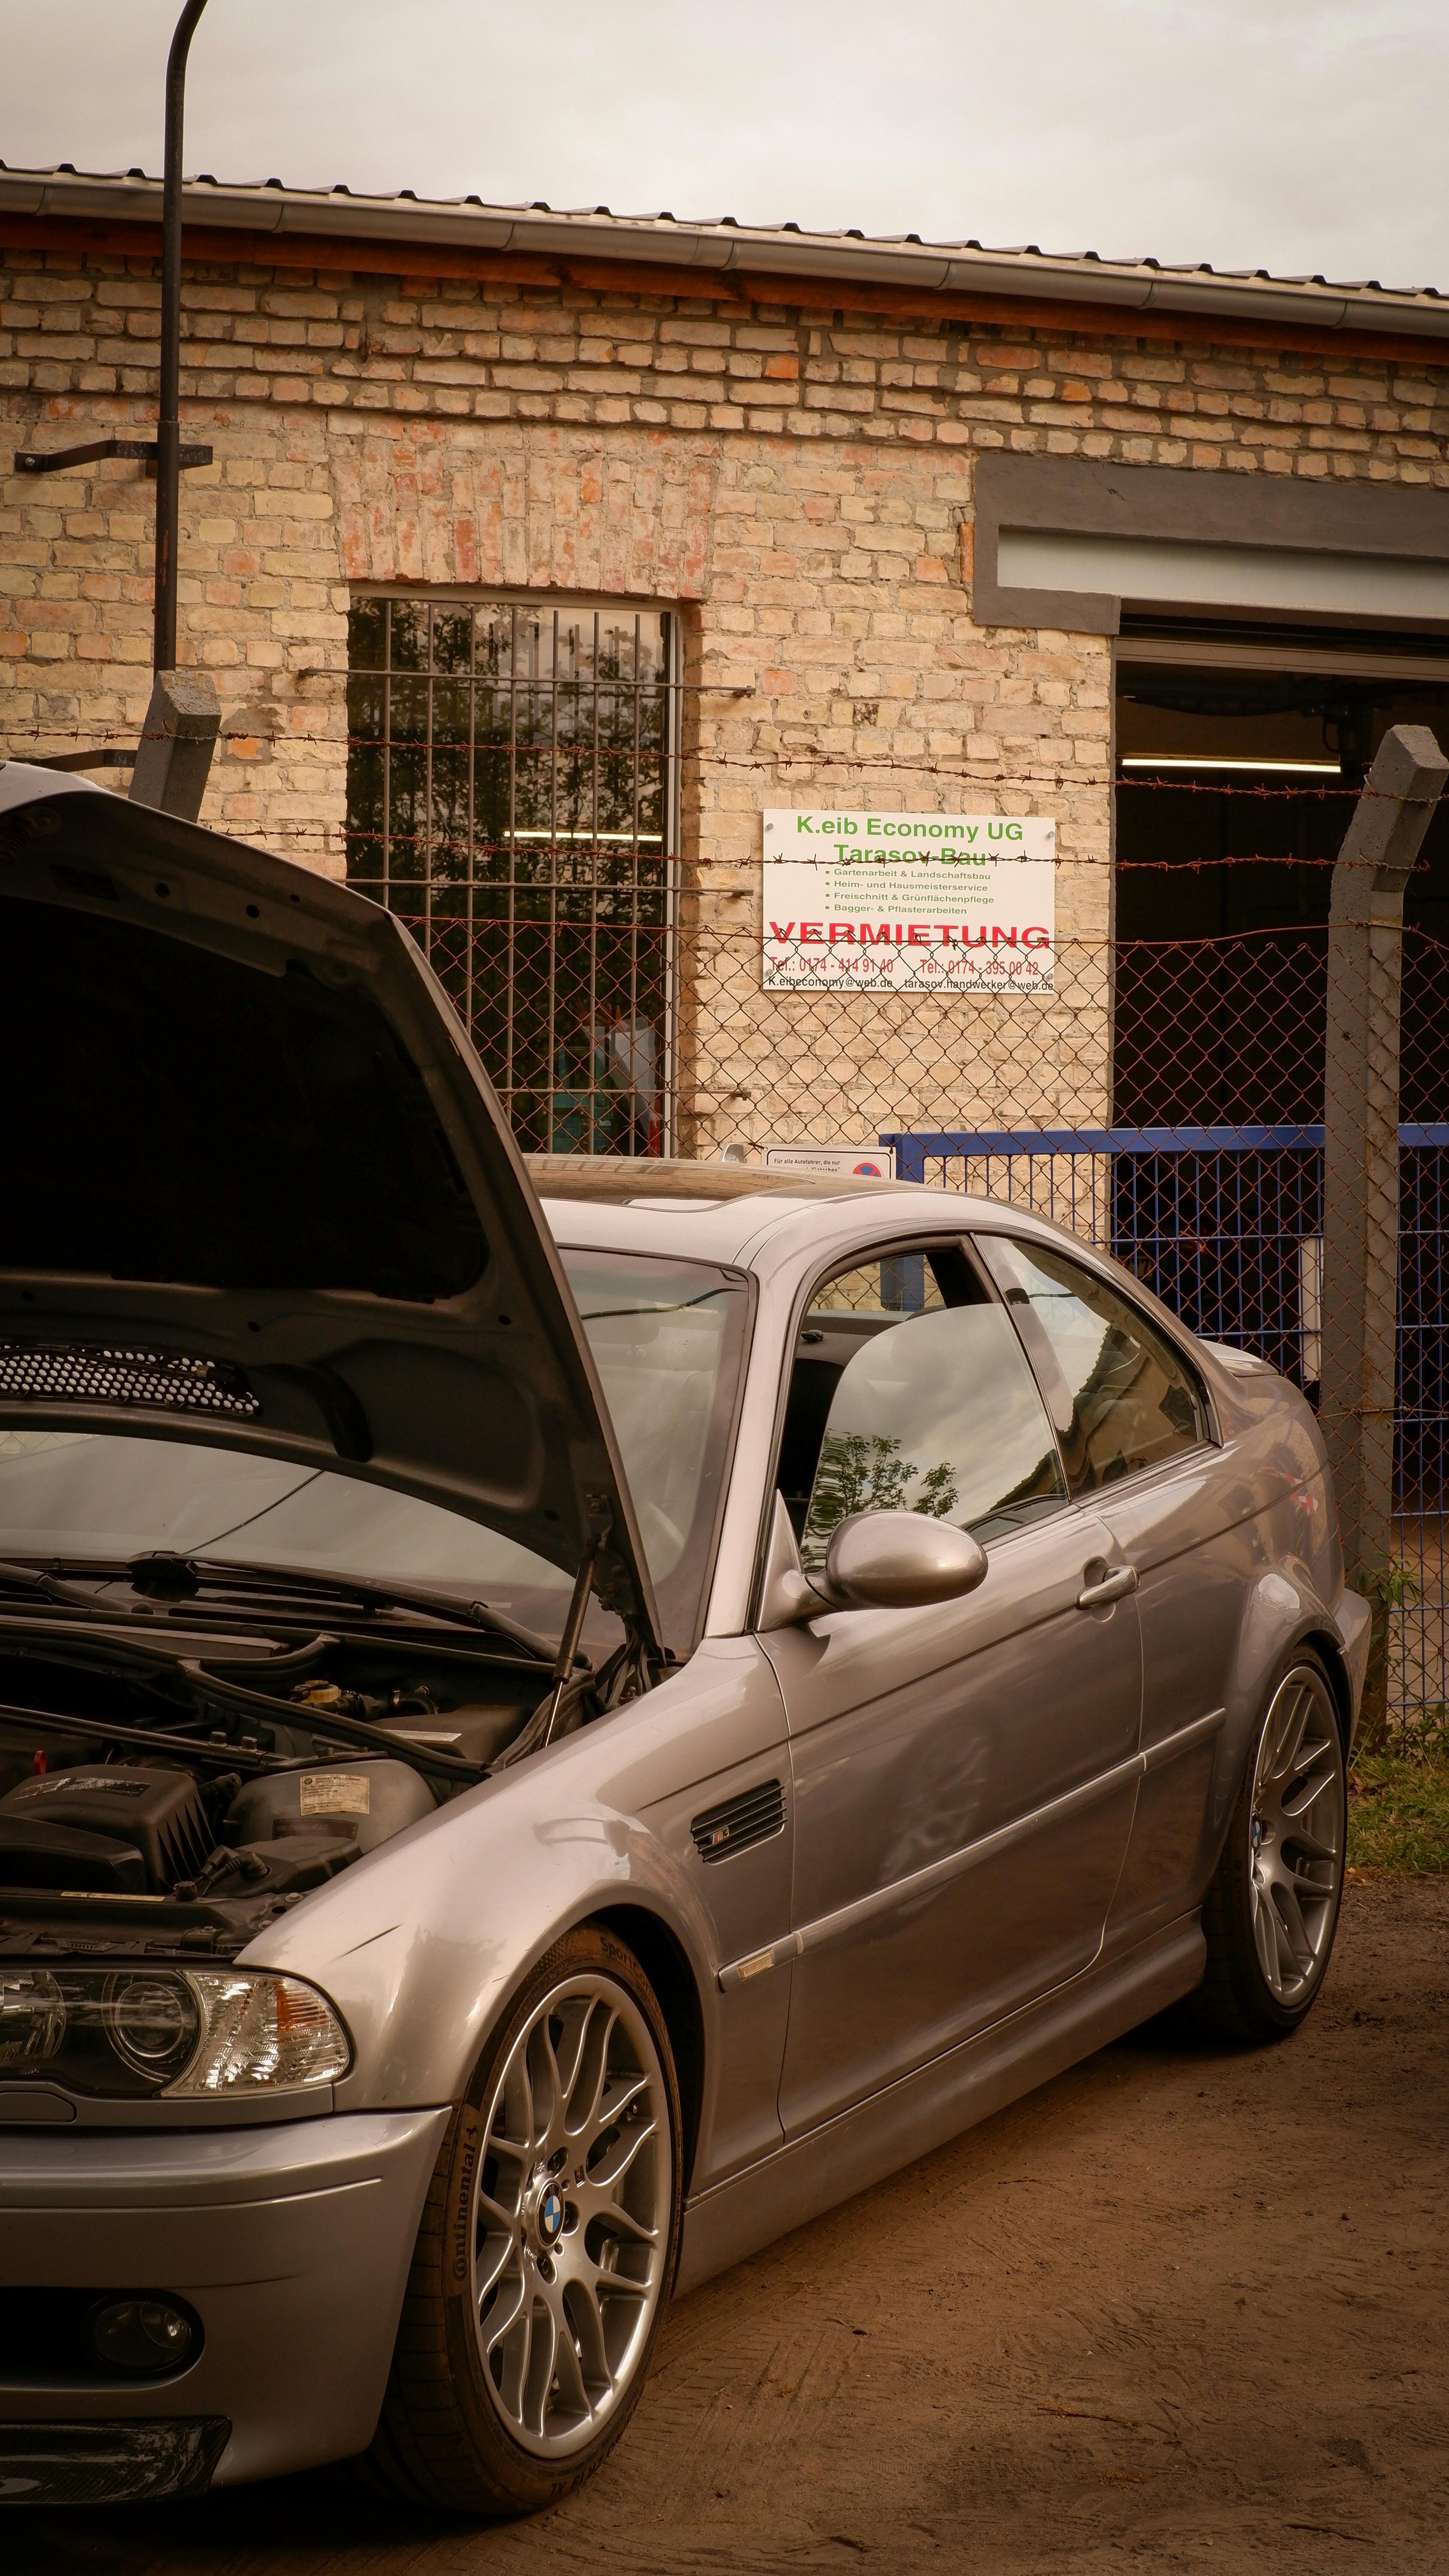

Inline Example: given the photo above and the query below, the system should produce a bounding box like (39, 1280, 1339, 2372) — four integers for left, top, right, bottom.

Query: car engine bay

(0, 1557, 569, 1987)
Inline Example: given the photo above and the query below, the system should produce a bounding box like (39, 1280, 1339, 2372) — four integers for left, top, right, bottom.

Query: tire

(361, 1923, 682, 2516)
(1188, 1649, 1348, 2044)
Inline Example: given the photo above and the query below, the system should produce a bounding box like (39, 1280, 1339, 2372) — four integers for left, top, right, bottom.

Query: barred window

(346, 594, 676, 1154)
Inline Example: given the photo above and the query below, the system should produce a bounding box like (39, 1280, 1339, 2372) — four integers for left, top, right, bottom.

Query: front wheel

(362, 1925, 681, 2515)
(1189, 1653, 1348, 2044)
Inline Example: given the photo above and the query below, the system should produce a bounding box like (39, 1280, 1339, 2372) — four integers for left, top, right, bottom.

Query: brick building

(4, 167, 1449, 1157)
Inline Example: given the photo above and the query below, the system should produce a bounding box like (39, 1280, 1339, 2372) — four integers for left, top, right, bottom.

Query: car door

(761, 1246, 1143, 2143)
(972, 1230, 1230, 1945)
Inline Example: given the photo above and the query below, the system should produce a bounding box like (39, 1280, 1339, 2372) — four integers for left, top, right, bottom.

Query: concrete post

(1319, 723, 1447, 1740)
(127, 668, 220, 822)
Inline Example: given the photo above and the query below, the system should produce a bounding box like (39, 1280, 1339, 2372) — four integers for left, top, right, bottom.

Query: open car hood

(0, 767, 661, 1654)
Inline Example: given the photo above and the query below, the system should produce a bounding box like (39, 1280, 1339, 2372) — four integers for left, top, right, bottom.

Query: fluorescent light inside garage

(1119, 756, 1342, 775)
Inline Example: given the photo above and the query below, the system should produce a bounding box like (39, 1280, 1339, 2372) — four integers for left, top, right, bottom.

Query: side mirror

(757, 1495, 990, 1629)
(824, 1510, 988, 1610)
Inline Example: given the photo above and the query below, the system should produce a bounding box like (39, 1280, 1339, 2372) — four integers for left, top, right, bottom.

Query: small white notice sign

(762, 809, 1056, 994)
(763, 1145, 897, 1180)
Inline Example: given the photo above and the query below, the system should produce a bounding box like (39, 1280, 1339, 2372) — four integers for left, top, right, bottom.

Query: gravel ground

(15, 1877, 1449, 2576)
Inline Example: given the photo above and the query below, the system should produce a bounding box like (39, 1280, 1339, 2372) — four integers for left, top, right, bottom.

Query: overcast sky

(6, 0, 1446, 292)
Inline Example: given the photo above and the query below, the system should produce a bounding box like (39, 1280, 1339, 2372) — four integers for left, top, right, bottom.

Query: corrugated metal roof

(3, 161, 1447, 343)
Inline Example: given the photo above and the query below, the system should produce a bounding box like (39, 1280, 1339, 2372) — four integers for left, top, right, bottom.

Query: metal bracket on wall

(12, 440, 213, 477)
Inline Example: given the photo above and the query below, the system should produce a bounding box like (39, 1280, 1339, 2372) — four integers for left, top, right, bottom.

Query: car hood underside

(0, 769, 660, 1652)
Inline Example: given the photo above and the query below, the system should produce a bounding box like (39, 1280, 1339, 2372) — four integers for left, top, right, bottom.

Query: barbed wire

(196, 819, 1423, 875)
(0, 717, 1409, 800)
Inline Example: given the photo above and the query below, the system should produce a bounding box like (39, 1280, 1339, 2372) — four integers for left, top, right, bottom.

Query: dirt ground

(15, 1877, 1449, 2576)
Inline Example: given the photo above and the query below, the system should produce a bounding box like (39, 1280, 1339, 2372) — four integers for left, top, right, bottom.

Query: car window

(974, 1233, 1207, 1495)
(808, 1255, 946, 1316)
(797, 1303, 1067, 1575)
(779, 1241, 988, 1538)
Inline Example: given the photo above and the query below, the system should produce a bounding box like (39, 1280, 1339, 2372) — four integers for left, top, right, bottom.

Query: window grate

(346, 594, 677, 1157)
(0, 1345, 260, 1417)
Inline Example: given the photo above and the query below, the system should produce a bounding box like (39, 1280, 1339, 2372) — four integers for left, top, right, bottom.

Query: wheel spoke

(1270, 1687, 1310, 1789)
(1279, 1765, 1336, 1826)
(1287, 1860, 1334, 1909)
(565, 2003, 615, 2143)
(565, 2275, 613, 2395)
(475, 2227, 515, 2303)
(1284, 1813, 1339, 1862)
(576, 2241, 654, 2290)
(552, 1998, 592, 2103)
(1252, 1880, 1284, 1994)
(484, 2266, 528, 2355)
(586, 2111, 658, 2197)
(546, 2281, 594, 2421)
(588, 2196, 659, 2248)
(521, 2296, 557, 2438)
(1288, 1726, 1333, 1781)
(476, 2181, 520, 2231)
(1276, 1880, 1314, 1971)
(495, 2320, 528, 2421)
(587, 2067, 651, 2148)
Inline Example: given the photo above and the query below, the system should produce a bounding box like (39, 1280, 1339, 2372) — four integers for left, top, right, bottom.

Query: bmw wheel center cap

(539, 2185, 564, 2245)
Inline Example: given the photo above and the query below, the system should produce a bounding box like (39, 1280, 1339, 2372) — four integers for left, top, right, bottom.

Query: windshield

(0, 1248, 747, 1655)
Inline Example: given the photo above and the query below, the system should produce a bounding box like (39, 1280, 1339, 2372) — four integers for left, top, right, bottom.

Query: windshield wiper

(153, 1558, 567, 1664)
(0, 1553, 564, 1667)
(0, 1560, 117, 1610)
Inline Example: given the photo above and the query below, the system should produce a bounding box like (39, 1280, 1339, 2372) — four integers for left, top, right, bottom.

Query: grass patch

(1348, 1741, 1449, 1875)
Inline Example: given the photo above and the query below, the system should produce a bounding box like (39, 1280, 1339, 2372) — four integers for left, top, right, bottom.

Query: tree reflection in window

(804, 1434, 959, 1560)
(797, 1305, 1067, 1576)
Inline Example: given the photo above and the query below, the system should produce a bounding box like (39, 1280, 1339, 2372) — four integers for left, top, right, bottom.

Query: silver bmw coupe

(0, 766, 1368, 2514)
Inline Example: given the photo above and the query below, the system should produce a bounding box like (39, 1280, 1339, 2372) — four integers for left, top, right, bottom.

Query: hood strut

(537, 1541, 600, 1750)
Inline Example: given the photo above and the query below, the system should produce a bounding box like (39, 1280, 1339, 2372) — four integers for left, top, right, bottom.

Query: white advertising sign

(762, 1145, 897, 1180)
(762, 809, 1056, 995)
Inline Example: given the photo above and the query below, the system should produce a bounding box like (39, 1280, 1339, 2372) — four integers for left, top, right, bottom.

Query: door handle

(1076, 1563, 1138, 1610)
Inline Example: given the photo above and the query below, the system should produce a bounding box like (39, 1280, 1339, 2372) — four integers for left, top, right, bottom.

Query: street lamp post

(153, 0, 210, 675)
(9, 0, 220, 809)
(127, 0, 222, 819)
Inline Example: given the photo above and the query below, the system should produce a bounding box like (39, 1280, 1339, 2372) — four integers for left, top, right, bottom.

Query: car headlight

(0, 1968, 350, 2099)
(163, 1972, 350, 2096)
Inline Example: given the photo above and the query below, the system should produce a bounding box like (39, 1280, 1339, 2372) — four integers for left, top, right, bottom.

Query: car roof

(527, 1154, 920, 1207)
(530, 1157, 1226, 1400)
(529, 1154, 1016, 1273)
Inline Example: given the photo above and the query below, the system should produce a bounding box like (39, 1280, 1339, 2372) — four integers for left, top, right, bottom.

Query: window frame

(970, 1225, 1219, 1500)
(556, 1239, 756, 1661)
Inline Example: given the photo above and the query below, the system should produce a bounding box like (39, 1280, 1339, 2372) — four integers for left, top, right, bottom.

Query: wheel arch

(590, 1901, 706, 2200)
(1300, 1626, 1355, 1756)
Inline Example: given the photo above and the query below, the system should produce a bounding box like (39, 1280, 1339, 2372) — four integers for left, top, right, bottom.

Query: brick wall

(3, 239, 1447, 1146)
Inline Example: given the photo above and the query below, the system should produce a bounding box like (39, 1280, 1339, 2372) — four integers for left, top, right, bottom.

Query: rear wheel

(363, 1925, 680, 2515)
(1190, 1653, 1347, 2044)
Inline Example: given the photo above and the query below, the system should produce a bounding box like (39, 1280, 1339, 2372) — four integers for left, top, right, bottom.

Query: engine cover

(0, 1767, 213, 1893)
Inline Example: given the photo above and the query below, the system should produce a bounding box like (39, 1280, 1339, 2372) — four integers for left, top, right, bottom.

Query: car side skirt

(674, 1912, 1204, 2295)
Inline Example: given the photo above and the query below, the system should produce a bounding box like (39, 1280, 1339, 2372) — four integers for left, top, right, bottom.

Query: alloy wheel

(469, 1972, 670, 2459)
(1248, 1665, 1346, 2008)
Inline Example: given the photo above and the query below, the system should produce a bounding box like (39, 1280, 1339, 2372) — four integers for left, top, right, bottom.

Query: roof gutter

(5, 165, 1449, 345)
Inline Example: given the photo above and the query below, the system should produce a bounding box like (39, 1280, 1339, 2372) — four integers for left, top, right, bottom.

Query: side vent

(691, 1779, 785, 1865)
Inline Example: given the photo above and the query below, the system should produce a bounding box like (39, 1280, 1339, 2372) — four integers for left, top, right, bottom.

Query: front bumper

(0, 2106, 450, 2495)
